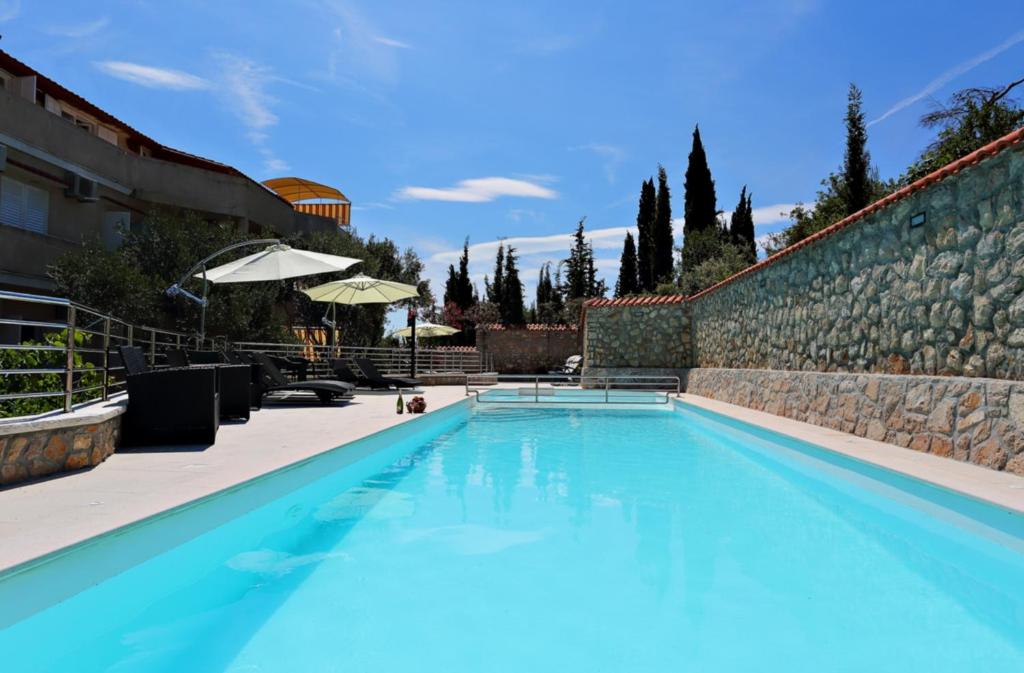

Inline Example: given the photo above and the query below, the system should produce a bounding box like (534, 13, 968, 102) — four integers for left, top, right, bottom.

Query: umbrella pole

(332, 303, 338, 357)
(199, 267, 208, 346)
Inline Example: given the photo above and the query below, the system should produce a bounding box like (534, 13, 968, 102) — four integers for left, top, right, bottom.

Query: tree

(842, 83, 871, 215)
(500, 245, 526, 325)
(635, 178, 657, 292)
(487, 243, 505, 305)
(676, 225, 750, 296)
(615, 231, 640, 297)
(534, 263, 561, 324)
(681, 125, 718, 271)
(444, 238, 475, 310)
(728, 186, 756, 264)
(904, 77, 1024, 183)
(563, 218, 605, 303)
(653, 165, 674, 284)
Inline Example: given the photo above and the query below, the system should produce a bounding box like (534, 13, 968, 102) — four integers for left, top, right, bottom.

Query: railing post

(605, 376, 609, 403)
(64, 306, 76, 412)
(101, 317, 111, 401)
(127, 324, 134, 346)
(149, 329, 156, 366)
(535, 376, 539, 403)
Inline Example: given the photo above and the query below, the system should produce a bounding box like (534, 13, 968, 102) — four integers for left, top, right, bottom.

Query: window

(0, 176, 49, 235)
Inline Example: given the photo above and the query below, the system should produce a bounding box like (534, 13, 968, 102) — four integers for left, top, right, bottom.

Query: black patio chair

(329, 359, 376, 389)
(354, 357, 421, 390)
(249, 352, 355, 405)
(164, 349, 252, 420)
(117, 345, 219, 446)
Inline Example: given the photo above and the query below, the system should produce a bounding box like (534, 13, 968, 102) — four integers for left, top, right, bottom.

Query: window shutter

(24, 183, 48, 234)
(97, 126, 118, 145)
(0, 176, 25, 227)
(0, 176, 48, 235)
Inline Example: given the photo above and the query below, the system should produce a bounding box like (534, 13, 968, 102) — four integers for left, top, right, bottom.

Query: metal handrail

(465, 373, 682, 404)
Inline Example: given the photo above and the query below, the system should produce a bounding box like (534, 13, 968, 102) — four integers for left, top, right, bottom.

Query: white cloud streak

(372, 35, 411, 49)
(870, 28, 1024, 126)
(397, 177, 558, 203)
(216, 54, 288, 173)
(94, 61, 211, 91)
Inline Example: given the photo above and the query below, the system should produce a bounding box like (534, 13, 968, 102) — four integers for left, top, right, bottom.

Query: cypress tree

(488, 243, 505, 305)
(615, 231, 640, 297)
(842, 83, 871, 215)
(729, 186, 757, 264)
(443, 264, 459, 306)
(455, 238, 475, 309)
(682, 125, 718, 270)
(653, 165, 674, 284)
(501, 245, 526, 325)
(635, 178, 657, 292)
(565, 218, 589, 300)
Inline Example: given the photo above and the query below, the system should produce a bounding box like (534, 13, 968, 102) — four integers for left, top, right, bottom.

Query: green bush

(0, 330, 102, 418)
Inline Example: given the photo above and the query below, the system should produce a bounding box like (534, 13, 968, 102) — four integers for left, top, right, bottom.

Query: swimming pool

(1, 401, 1023, 672)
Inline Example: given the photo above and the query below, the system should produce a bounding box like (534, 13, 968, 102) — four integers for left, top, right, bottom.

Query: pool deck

(2, 387, 1023, 574)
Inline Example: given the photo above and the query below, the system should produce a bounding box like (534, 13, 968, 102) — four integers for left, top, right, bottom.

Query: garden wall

(475, 324, 579, 374)
(582, 298, 691, 379)
(690, 134, 1024, 379)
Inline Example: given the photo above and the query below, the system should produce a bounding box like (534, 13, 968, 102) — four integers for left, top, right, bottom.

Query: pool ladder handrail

(464, 373, 681, 404)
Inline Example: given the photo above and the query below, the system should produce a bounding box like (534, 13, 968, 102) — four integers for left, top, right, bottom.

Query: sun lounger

(354, 357, 421, 390)
(249, 352, 355, 405)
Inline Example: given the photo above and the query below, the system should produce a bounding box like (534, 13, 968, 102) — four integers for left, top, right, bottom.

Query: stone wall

(687, 368, 1024, 475)
(583, 299, 692, 374)
(0, 410, 121, 486)
(476, 325, 579, 374)
(691, 142, 1024, 379)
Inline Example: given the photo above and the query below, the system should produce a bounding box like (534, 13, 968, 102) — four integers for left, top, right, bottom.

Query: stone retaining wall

(686, 368, 1024, 475)
(0, 405, 122, 486)
(583, 301, 692, 370)
(691, 142, 1024, 379)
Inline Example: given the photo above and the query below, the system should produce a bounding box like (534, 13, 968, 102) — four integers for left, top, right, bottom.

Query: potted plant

(406, 396, 427, 414)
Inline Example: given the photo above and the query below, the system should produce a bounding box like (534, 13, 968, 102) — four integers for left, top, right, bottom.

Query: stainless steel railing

(0, 290, 199, 417)
(465, 373, 681, 404)
(231, 342, 492, 378)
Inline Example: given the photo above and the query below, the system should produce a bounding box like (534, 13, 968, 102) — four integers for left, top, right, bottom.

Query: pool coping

(677, 394, 1024, 515)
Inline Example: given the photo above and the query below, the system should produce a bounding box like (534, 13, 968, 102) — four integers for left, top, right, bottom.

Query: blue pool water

(2, 402, 1023, 672)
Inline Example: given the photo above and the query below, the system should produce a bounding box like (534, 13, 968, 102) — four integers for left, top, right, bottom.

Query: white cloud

(0, 0, 19, 22)
(372, 35, 411, 49)
(215, 54, 289, 173)
(46, 17, 110, 38)
(570, 143, 626, 184)
(397, 177, 558, 203)
(95, 61, 211, 90)
(870, 28, 1024, 126)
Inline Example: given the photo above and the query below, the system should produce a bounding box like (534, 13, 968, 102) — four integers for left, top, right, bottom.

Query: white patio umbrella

(391, 322, 460, 338)
(167, 239, 363, 342)
(196, 243, 361, 284)
(303, 275, 420, 356)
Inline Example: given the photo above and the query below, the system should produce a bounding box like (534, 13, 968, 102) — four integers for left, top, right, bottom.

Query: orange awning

(262, 177, 350, 204)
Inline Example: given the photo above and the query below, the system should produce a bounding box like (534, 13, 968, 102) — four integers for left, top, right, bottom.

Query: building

(0, 49, 343, 296)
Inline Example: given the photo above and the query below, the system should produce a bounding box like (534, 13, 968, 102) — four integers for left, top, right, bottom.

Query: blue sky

(3, 1, 1024, 309)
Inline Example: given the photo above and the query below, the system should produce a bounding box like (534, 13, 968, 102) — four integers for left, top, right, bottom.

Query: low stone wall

(0, 402, 123, 486)
(582, 299, 692, 372)
(686, 368, 1024, 475)
(476, 325, 579, 374)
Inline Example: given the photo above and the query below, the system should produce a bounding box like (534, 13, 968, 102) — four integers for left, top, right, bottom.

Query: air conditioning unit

(0, 144, 6, 172)
(64, 171, 99, 202)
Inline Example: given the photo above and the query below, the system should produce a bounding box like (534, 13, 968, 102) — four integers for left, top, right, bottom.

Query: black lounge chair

(118, 345, 219, 446)
(165, 349, 252, 420)
(250, 352, 355, 405)
(329, 359, 368, 387)
(354, 357, 421, 390)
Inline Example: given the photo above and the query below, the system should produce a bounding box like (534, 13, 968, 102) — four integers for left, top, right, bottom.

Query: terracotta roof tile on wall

(584, 294, 688, 308)
(476, 323, 578, 331)
(688, 125, 1024, 302)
